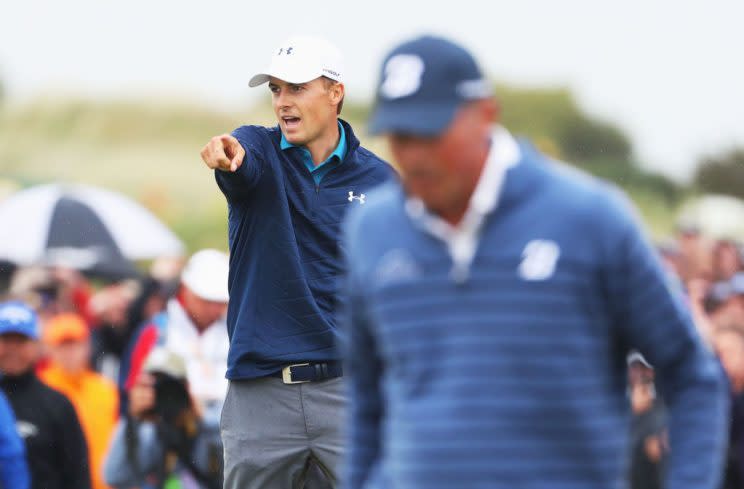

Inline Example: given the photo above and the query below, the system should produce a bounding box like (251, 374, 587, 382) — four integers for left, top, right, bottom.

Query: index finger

(201, 136, 230, 170)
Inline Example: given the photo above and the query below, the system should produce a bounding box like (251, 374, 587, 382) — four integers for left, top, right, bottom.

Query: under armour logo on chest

(348, 191, 366, 204)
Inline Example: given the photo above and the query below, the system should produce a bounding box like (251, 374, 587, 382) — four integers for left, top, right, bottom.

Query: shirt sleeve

(0, 392, 30, 489)
(603, 191, 728, 489)
(214, 126, 269, 201)
(103, 419, 163, 488)
(339, 215, 386, 489)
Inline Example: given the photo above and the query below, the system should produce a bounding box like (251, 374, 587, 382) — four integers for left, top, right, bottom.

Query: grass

(0, 97, 683, 253)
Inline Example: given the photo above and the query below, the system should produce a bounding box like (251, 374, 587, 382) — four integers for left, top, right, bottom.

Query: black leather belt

(270, 361, 343, 384)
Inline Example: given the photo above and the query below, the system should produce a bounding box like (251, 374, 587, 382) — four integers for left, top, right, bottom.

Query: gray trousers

(221, 376, 345, 489)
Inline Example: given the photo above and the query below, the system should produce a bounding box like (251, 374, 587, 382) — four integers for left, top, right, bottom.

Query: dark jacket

(629, 401, 668, 489)
(723, 392, 744, 489)
(0, 371, 91, 489)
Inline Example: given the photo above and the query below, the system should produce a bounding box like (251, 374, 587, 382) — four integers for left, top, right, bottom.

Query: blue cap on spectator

(0, 301, 39, 340)
(368, 35, 492, 136)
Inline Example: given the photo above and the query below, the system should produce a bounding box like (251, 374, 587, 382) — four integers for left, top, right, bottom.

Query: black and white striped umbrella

(0, 184, 184, 278)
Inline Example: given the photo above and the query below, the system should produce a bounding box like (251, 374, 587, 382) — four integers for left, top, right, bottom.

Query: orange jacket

(40, 364, 118, 489)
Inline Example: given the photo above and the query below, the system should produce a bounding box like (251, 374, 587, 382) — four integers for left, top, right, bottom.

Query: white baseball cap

(249, 35, 344, 87)
(180, 249, 229, 303)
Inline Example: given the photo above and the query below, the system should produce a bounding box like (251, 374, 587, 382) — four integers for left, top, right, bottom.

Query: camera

(145, 372, 192, 421)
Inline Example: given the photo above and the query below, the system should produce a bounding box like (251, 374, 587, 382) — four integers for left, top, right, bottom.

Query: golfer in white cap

(200, 36, 394, 488)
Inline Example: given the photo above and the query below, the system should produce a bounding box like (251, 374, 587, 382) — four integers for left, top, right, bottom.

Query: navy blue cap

(368, 35, 492, 136)
(0, 301, 39, 340)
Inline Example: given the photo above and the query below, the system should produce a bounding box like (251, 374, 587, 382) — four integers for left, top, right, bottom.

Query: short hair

(322, 77, 344, 115)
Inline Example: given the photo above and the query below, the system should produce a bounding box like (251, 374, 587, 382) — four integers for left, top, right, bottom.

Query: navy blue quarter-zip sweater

(215, 119, 394, 379)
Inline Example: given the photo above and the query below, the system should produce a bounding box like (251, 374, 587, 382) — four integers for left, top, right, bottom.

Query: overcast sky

(2, 0, 742, 182)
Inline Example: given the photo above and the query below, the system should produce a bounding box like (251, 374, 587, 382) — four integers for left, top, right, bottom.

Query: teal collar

(280, 121, 347, 183)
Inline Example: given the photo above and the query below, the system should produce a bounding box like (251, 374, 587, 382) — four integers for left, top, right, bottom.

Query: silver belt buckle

(282, 363, 311, 384)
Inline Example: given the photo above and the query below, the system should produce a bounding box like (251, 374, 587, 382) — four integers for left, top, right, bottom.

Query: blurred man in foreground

(341, 35, 728, 489)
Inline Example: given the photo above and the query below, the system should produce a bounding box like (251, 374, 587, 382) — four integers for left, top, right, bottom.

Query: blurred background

(1, 0, 743, 251)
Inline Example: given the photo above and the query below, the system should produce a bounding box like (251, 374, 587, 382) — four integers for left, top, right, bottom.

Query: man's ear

(330, 82, 345, 107)
(479, 98, 499, 124)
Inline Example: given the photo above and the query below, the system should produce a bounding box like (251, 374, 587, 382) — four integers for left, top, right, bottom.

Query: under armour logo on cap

(249, 36, 345, 87)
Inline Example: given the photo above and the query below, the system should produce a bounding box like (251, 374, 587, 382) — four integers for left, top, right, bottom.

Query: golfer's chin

(281, 126, 306, 146)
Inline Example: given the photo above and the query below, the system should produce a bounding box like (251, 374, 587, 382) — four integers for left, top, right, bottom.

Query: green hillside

(0, 88, 686, 252)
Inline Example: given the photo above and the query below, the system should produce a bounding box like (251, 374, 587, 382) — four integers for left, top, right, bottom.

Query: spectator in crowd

(39, 312, 118, 489)
(0, 261, 15, 295)
(104, 348, 222, 489)
(712, 240, 743, 284)
(714, 326, 744, 489)
(0, 301, 91, 489)
(122, 276, 172, 340)
(0, 388, 30, 489)
(89, 279, 142, 379)
(707, 274, 744, 331)
(656, 240, 685, 294)
(675, 222, 710, 284)
(119, 249, 230, 421)
(686, 277, 717, 347)
(627, 353, 668, 489)
(7, 266, 93, 322)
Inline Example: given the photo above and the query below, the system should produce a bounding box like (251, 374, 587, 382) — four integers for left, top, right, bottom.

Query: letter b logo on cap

(380, 54, 425, 100)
